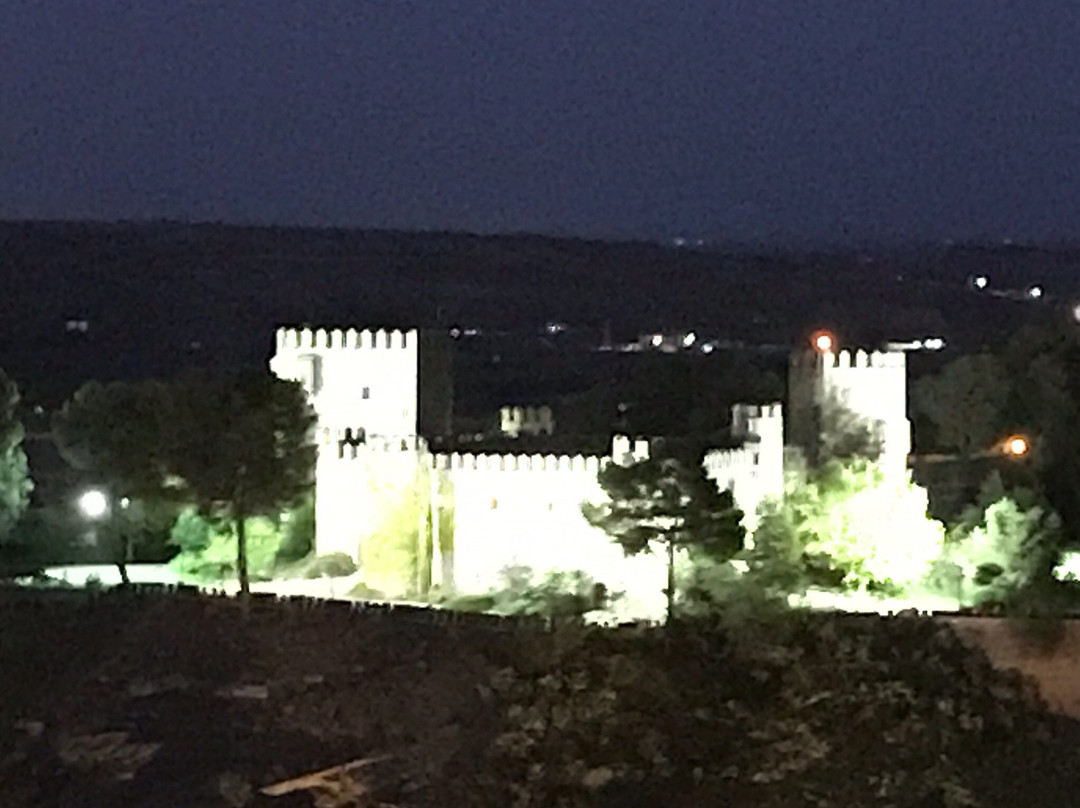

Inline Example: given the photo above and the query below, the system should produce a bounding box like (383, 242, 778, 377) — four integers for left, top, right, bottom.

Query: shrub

(299, 552, 358, 579)
(170, 516, 283, 583)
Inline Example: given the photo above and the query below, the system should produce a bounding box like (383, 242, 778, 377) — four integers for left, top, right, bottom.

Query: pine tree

(584, 456, 744, 621)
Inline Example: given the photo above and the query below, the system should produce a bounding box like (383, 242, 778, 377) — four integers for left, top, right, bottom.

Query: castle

(270, 326, 910, 619)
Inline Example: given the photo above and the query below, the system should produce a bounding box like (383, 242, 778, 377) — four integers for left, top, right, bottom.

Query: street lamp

(1003, 435, 1029, 458)
(78, 489, 110, 520)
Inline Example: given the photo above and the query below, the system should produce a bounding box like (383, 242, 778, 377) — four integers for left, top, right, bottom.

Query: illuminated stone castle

(270, 327, 908, 619)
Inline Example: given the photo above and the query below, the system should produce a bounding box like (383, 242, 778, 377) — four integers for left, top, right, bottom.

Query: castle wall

(313, 432, 425, 596)
(433, 451, 667, 620)
(704, 403, 785, 527)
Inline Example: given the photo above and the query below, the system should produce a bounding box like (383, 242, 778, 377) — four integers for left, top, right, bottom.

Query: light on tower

(811, 331, 834, 353)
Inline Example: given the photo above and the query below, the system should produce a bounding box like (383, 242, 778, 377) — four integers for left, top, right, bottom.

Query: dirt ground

(3, 588, 1080, 808)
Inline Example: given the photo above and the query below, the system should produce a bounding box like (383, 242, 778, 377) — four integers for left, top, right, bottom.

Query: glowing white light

(924, 337, 946, 351)
(1028, 285, 1043, 299)
(78, 489, 109, 520)
(701, 343, 715, 354)
(120, 497, 131, 509)
(1004, 436, 1029, 457)
(1072, 303, 1080, 323)
(682, 332, 697, 347)
(651, 334, 663, 348)
(973, 275, 988, 289)
(812, 331, 834, 353)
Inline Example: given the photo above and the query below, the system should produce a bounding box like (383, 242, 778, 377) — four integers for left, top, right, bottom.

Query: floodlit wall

(704, 403, 785, 527)
(312, 430, 426, 570)
(432, 449, 667, 620)
(271, 327, 420, 437)
(788, 348, 910, 475)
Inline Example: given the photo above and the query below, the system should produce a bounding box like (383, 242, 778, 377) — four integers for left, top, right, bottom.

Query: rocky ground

(1, 587, 1079, 808)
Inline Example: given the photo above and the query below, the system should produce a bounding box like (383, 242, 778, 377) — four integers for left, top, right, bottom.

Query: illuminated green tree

(746, 457, 946, 599)
(583, 456, 744, 621)
(0, 369, 32, 543)
(167, 371, 316, 595)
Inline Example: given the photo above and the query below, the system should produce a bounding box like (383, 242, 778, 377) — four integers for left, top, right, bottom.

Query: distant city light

(77, 489, 109, 520)
(701, 343, 715, 354)
(682, 332, 697, 347)
(1004, 435, 1029, 457)
(811, 331, 834, 353)
(973, 275, 989, 289)
(651, 334, 663, 348)
(1028, 285, 1044, 300)
(1072, 303, 1080, 323)
(924, 337, 946, 351)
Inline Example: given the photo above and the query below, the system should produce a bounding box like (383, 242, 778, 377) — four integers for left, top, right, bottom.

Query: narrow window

(362, 387, 370, 400)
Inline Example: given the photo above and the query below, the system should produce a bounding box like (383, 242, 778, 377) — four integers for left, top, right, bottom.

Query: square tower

(788, 346, 910, 475)
(270, 326, 453, 440)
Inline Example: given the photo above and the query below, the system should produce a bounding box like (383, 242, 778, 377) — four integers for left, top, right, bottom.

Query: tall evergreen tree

(167, 371, 316, 595)
(583, 456, 744, 621)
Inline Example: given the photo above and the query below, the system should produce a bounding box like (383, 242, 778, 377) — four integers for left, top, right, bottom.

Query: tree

(0, 369, 32, 544)
(913, 352, 1009, 456)
(167, 371, 316, 595)
(818, 392, 883, 465)
(583, 456, 745, 621)
(745, 457, 946, 600)
(53, 380, 178, 582)
(940, 473, 1063, 608)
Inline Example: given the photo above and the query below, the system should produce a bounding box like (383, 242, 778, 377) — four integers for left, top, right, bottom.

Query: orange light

(811, 331, 834, 353)
(1004, 436, 1029, 457)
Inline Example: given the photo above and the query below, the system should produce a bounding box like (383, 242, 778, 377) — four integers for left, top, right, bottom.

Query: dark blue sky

(4, 0, 1080, 242)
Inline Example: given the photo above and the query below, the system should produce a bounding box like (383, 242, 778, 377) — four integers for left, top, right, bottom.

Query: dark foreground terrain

(1, 588, 1078, 808)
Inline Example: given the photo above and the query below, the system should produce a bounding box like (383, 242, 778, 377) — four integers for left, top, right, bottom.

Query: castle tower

(704, 402, 785, 527)
(270, 327, 453, 567)
(788, 345, 910, 475)
(270, 326, 453, 440)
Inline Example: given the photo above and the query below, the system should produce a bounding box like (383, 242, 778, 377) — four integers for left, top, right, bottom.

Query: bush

(169, 516, 283, 583)
(941, 474, 1064, 609)
(298, 552, 358, 579)
(443, 566, 619, 618)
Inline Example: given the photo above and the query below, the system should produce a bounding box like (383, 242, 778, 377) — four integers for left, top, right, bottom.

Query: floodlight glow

(1004, 436, 1029, 457)
(682, 332, 696, 347)
(78, 489, 109, 520)
(1028, 285, 1044, 299)
(973, 275, 988, 289)
(811, 331, 834, 353)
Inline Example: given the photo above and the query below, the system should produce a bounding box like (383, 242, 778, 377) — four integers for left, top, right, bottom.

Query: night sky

(4, 1, 1080, 243)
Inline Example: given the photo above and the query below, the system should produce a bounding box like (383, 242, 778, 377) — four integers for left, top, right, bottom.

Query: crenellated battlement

(704, 446, 761, 472)
(732, 402, 782, 421)
(318, 428, 426, 458)
(791, 348, 905, 369)
(432, 452, 602, 473)
(835, 348, 904, 369)
(276, 326, 415, 352)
